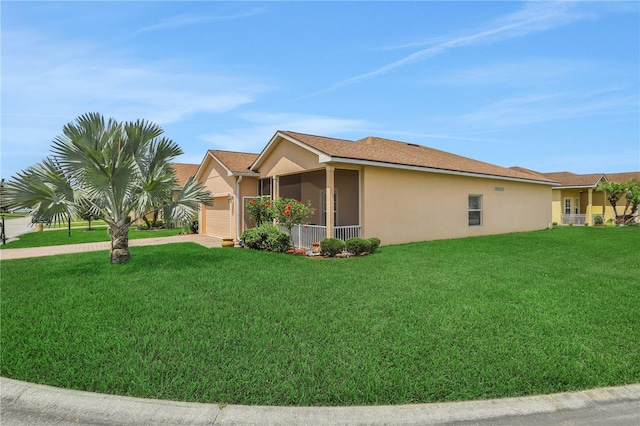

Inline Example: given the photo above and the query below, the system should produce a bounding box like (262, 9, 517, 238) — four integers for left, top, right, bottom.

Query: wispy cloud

(330, 2, 590, 90)
(430, 58, 592, 87)
(200, 112, 370, 153)
(462, 86, 638, 128)
(0, 29, 271, 177)
(135, 9, 265, 34)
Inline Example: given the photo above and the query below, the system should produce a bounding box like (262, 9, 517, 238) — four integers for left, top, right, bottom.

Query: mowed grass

(1, 227, 181, 249)
(47, 220, 109, 229)
(1, 227, 638, 406)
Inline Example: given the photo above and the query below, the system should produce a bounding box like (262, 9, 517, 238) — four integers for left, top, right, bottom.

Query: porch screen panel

(279, 175, 302, 200)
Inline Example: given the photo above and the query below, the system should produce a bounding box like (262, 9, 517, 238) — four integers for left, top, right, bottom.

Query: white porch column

(326, 165, 335, 239)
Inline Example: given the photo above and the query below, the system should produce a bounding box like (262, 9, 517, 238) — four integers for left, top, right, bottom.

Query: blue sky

(2, 1, 638, 180)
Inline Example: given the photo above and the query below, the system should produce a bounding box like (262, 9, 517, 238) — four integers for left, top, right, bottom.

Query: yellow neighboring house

(195, 131, 557, 247)
(541, 171, 640, 225)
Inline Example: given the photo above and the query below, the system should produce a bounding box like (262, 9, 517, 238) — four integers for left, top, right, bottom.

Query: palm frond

(5, 158, 77, 224)
(162, 177, 213, 223)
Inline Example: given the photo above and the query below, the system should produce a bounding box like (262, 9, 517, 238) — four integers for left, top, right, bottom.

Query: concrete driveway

(1, 215, 34, 241)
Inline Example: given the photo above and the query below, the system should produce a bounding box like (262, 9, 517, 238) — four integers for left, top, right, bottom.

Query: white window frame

(468, 194, 482, 227)
(564, 197, 572, 215)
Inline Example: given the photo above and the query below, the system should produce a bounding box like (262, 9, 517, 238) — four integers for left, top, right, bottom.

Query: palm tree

(5, 113, 212, 263)
(622, 179, 640, 224)
(596, 180, 626, 222)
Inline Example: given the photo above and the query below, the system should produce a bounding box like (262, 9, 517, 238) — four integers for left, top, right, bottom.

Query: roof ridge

(280, 130, 355, 143)
(208, 149, 259, 156)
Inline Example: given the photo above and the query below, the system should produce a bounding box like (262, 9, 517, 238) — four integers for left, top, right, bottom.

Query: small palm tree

(5, 113, 212, 263)
(596, 180, 626, 221)
(622, 179, 640, 223)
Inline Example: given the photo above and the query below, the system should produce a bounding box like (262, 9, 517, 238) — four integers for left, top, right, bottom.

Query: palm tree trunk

(110, 223, 130, 264)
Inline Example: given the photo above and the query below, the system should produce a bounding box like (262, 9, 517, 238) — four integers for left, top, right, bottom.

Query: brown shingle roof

(208, 150, 259, 173)
(278, 131, 555, 183)
(541, 172, 605, 187)
(171, 163, 199, 187)
(605, 172, 640, 183)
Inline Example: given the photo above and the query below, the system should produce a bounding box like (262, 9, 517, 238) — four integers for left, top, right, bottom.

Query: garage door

(205, 197, 231, 238)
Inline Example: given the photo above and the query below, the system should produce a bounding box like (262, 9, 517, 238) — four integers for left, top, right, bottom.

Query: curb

(2, 378, 639, 425)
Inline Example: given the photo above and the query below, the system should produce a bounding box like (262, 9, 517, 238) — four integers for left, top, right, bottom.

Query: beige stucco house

(540, 171, 640, 225)
(195, 131, 557, 247)
(194, 150, 259, 239)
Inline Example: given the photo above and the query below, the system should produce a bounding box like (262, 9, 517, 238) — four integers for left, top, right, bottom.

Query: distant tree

(76, 202, 98, 230)
(5, 113, 212, 263)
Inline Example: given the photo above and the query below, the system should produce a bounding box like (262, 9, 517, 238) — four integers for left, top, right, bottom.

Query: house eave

(552, 185, 598, 190)
(228, 171, 260, 177)
(322, 156, 558, 186)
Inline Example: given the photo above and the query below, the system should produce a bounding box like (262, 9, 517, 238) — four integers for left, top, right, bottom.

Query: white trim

(212, 192, 233, 198)
(321, 156, 557, 186)
(553, 185, 598, 190)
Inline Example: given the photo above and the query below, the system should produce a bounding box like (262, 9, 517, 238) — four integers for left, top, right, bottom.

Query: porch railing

(561, 214, 587, 225)
(334, 225, 361, 241)
(279, 224, 362, 249)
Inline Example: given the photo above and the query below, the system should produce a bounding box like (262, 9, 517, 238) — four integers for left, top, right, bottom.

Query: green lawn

(46, 220, 108, 229)
(1, 212, 30, 219)
(1, 227, 182, 249)
(1, 227, 638, 406)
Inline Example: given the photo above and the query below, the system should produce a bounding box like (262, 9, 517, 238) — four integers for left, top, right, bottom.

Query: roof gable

(195, 150, 259, 181)
(541, 172, 606, 188)
(171, 163, 199, 187)
(209, 150, 259, 174)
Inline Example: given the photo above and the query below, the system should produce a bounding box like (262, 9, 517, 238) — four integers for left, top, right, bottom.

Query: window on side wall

(468, 195, 482, 227)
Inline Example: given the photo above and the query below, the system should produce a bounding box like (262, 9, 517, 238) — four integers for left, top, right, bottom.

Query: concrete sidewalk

(0, 234, 222, 260)
(1, 378, 638, 425)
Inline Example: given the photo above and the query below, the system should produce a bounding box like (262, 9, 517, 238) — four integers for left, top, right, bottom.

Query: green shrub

(593, 215, 604, 226)
(345, 237, 371, 255)
(368, 237, 381, 253)
(267, 229, 292, 253)
(241, 227, 263, 250)
(241, 224, 290, 252)
(320, 238, 345, 257)
(552, 222, 558, 226)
